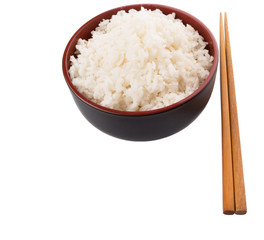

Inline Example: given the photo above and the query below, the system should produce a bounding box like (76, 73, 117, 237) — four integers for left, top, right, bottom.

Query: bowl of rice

(62, 4, 218, 141)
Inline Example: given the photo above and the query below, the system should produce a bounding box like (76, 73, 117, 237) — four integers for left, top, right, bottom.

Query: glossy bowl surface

(62, 4, 218, 141)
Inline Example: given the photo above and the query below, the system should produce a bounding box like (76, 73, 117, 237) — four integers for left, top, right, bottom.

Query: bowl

(62, 4, 218, 141)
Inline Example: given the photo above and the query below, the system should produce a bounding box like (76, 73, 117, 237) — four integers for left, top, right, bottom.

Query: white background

(1, 0, 263, 239)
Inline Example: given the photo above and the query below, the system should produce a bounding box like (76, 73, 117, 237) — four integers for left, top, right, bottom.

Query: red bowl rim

(62, 4, 218, 116)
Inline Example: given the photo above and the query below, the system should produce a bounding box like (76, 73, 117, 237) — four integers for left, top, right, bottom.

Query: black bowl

(62, 4, 218, 141)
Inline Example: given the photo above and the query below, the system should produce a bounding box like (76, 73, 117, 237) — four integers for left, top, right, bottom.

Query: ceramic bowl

(62, 4, 218, 141)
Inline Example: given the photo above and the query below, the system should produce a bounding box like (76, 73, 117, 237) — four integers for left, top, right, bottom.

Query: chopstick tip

(235, 210, 247, 215)
(223, 210, 235, 215)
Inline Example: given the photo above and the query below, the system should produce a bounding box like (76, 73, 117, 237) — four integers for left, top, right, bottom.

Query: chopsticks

(220, 13, 247, 215)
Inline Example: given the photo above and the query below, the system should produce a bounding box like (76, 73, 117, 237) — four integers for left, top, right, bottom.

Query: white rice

(69, 7, 213, 111)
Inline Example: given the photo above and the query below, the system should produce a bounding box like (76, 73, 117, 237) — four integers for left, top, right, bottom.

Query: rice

(69, 7, 213, 111)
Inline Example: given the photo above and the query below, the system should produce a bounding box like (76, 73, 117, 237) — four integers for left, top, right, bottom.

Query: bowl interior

(63, 4, 218, 116)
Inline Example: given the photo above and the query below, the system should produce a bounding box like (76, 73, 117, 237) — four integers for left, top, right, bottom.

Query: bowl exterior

(71, 70, 216, 141)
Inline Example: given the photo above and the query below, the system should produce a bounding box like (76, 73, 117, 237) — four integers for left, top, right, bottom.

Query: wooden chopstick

(220, 13, 247, 215)
(220, 13, 235, 215)
(224, 13, 247, 215)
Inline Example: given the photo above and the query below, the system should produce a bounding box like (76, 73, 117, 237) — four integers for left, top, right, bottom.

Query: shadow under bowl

(62, 4, 218, 141)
